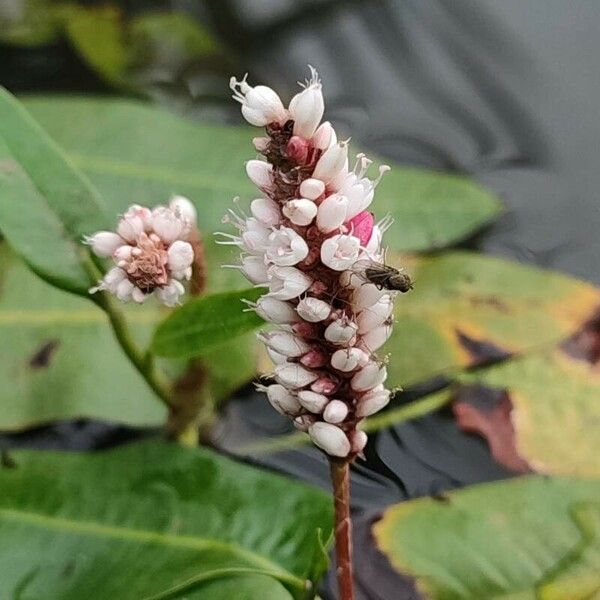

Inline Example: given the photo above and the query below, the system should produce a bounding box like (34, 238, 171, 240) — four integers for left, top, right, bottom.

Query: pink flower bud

(316, 194, 348, 233)
(356, 387, 391, 417)
(359, 323, 393, 352)
(251, 197, 281, 226)
(311, 121, 336, 150)
(282, 199, 317, 226)
(254, 297, 298, 324)
(309, 422, 351, 457)
(267, 266, 312, 300)
(320, 234, 361, 271)
(113, 245, 134, 265)
(151, 207, 185, 244)
(169, 196, 197, 226)
(288, 68, 324, 138)
(351, 362, 387, 392)
(292, 321, 320, 339)
(296, 297, 331, 322)
(253, 136, 270, 152)
(265, 384, 301, 415)
(311, 376, 338, 395)
(117, 215, 145, 243)
(264, 227, 309, 266)
(347, 211, 374, 246)
(324, 318, 358, 345)
(357, 296, 394, 334)
(259, 331, 309, 358)
(350, 430, 368, 453)
(230, 76, 287, 126)
(84, 231, 124, 258)
(246, 160, 273, 191)
(300, 348, 329, 368)
(312, 141, 348, 183)
(286, 136, 310, 164)
(156, 280, 185, 307)
(331, 347, 369, 372)
(299, 178, 325, 200)
(323, 399, 348, 424)
(167, 241, 194, 280)
(298, 390, 329, 413)
(275, 363, 318, 388)
(240, 255, 269, 284)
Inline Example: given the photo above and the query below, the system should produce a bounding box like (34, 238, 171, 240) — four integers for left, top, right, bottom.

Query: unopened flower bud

(311, 376, 338, 395)
(320, 234, 361, 271)
(265, 384, 301, 415)
(347, 211, 374, 246)
(316, 194, 348, 233)
(324, 318, 358, 345)
(151, 207, 184, 244)
(350, 430, 368, 453)
(240, 255, 269, 284)
(359, 323, 393, 352)
(156, 280, 185, 307)
(288, 68, 324, 139)
(267, 266, 312, 300)
(298, 390, 329, 413)
(246, 160, 273, 191)
(296, 297, 331, 322)
(259, 331, 309, 358)
(117, 215, 145, 243)
(84, 231, 124, 258)
(331, 347, 369, 372)
(116, 279, 135, 302)
(254, 297, 298, 324)
(356, 387, 391, 417)
(275, 363, 318, 388)
(312, 141, 349, 183)
(300, 348, 329, 368)
(169, 196, 197, 225)
(323, 399, 348, 424)
(309, 422, 350, 457)
(311, 121, 336, 150)
(267, 346, 288, 365)
(253, 136, 270, 152)
(251, 197, 281, 226)
(286, 136, 310, 164)
(351, 362, 387, 392)
(292, 321, 320, 339)
(299, 178, 325, 200)
(282, 199, 317, 226)
(230, 76, 287, 126)
(167, 240, 194, 279)
(353, 283, 388, 309)
(357, 296, 394, 334)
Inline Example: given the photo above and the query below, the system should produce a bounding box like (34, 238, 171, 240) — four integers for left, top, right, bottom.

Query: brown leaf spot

(455, 329, 512, 366)
(453, 384, 534, 474)
(561, 308, 600, 365)
(29, 339, 60, 369)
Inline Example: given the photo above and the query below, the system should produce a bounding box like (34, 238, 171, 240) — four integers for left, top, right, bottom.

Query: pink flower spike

(348, 211, 374, 246)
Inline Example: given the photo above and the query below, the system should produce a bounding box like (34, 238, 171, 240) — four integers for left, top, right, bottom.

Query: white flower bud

(328, 157, 350, 192)
(351, 430, 368, 453)
(253, 136, 270, 152)
(254, 297, 297, 324)
(320, 234, 361, 271)
(84, 231, 124, 258)
(299, 178, 325, 200)
(156, 280, 185, 307)
(351, 362, 387, 392)
(94, 266, 126, 293)
(241, 218, 270, 255)
(131, 287, 147, 304)
(298, 390, 329, 413)
(230, 76, 287, 126)
(359, 323, 393, 352)
(331, 347, 369, 372)
(264, 227, 309, 266)
(357, 387, 391, 417)
(309, 422, 351, 457)
(115, 278, 135, 302)
(151, 207, 184, 244)
(353, 283, 388, 309)
(316, 194, 348, 233)
(275, 363, 318, 388)
(323, 400, 348, 424)
(265, 384, 301, 415)
(289, 69, 324, 139)
(282, 199, 317, 226)
(324, 318, 358, 345)
(312, 141, 349, 183)
(296, 297, 331, 322)
(357, 296, 394, 334)
(240, 255, 269, 284)
(124, 204, 153, 231)
(267, 266, 312, 300)
(167, 241, 194, 280)
(267, 346, 288, 365)
(251, 197, 281, 226)
(311, 121, 336, 150)
(113, 244, 134, 265)
(169, 196, 197, 226)
(117, 215, 144, 243)
(246, 160, 273, 191)
(258, 331, 309, 358)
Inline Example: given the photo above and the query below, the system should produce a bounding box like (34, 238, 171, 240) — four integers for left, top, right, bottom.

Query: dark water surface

(1, 1, 599, 598)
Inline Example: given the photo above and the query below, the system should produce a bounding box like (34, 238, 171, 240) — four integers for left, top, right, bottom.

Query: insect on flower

(364, 264, 413, 293)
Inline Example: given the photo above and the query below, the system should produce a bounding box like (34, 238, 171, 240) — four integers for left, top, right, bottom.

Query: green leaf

(0, 440, 333, 599)
(152, 288, 264, 359)
(374, 476, 600, 600)
(0, 247, 259, 430)
(386, 251, 600, 388)
(22, 96, 500, 254)
(0, 88, 108, 295)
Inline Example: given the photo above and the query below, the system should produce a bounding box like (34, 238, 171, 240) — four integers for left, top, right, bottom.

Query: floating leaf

(0, 440, 333, 599)
(152, 288, 263, 359)
(23, 96, 501, 254)
(374, 476, 600, 599)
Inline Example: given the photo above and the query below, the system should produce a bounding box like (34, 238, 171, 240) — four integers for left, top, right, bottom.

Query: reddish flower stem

(330, 457, 355, 600)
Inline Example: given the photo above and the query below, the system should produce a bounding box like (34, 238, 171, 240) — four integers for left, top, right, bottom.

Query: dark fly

(364, 264, 413, 292)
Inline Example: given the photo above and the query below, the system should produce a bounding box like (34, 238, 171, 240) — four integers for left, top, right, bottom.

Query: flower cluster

(86, 196, 197, 307)
(224, 68, 399, 458)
